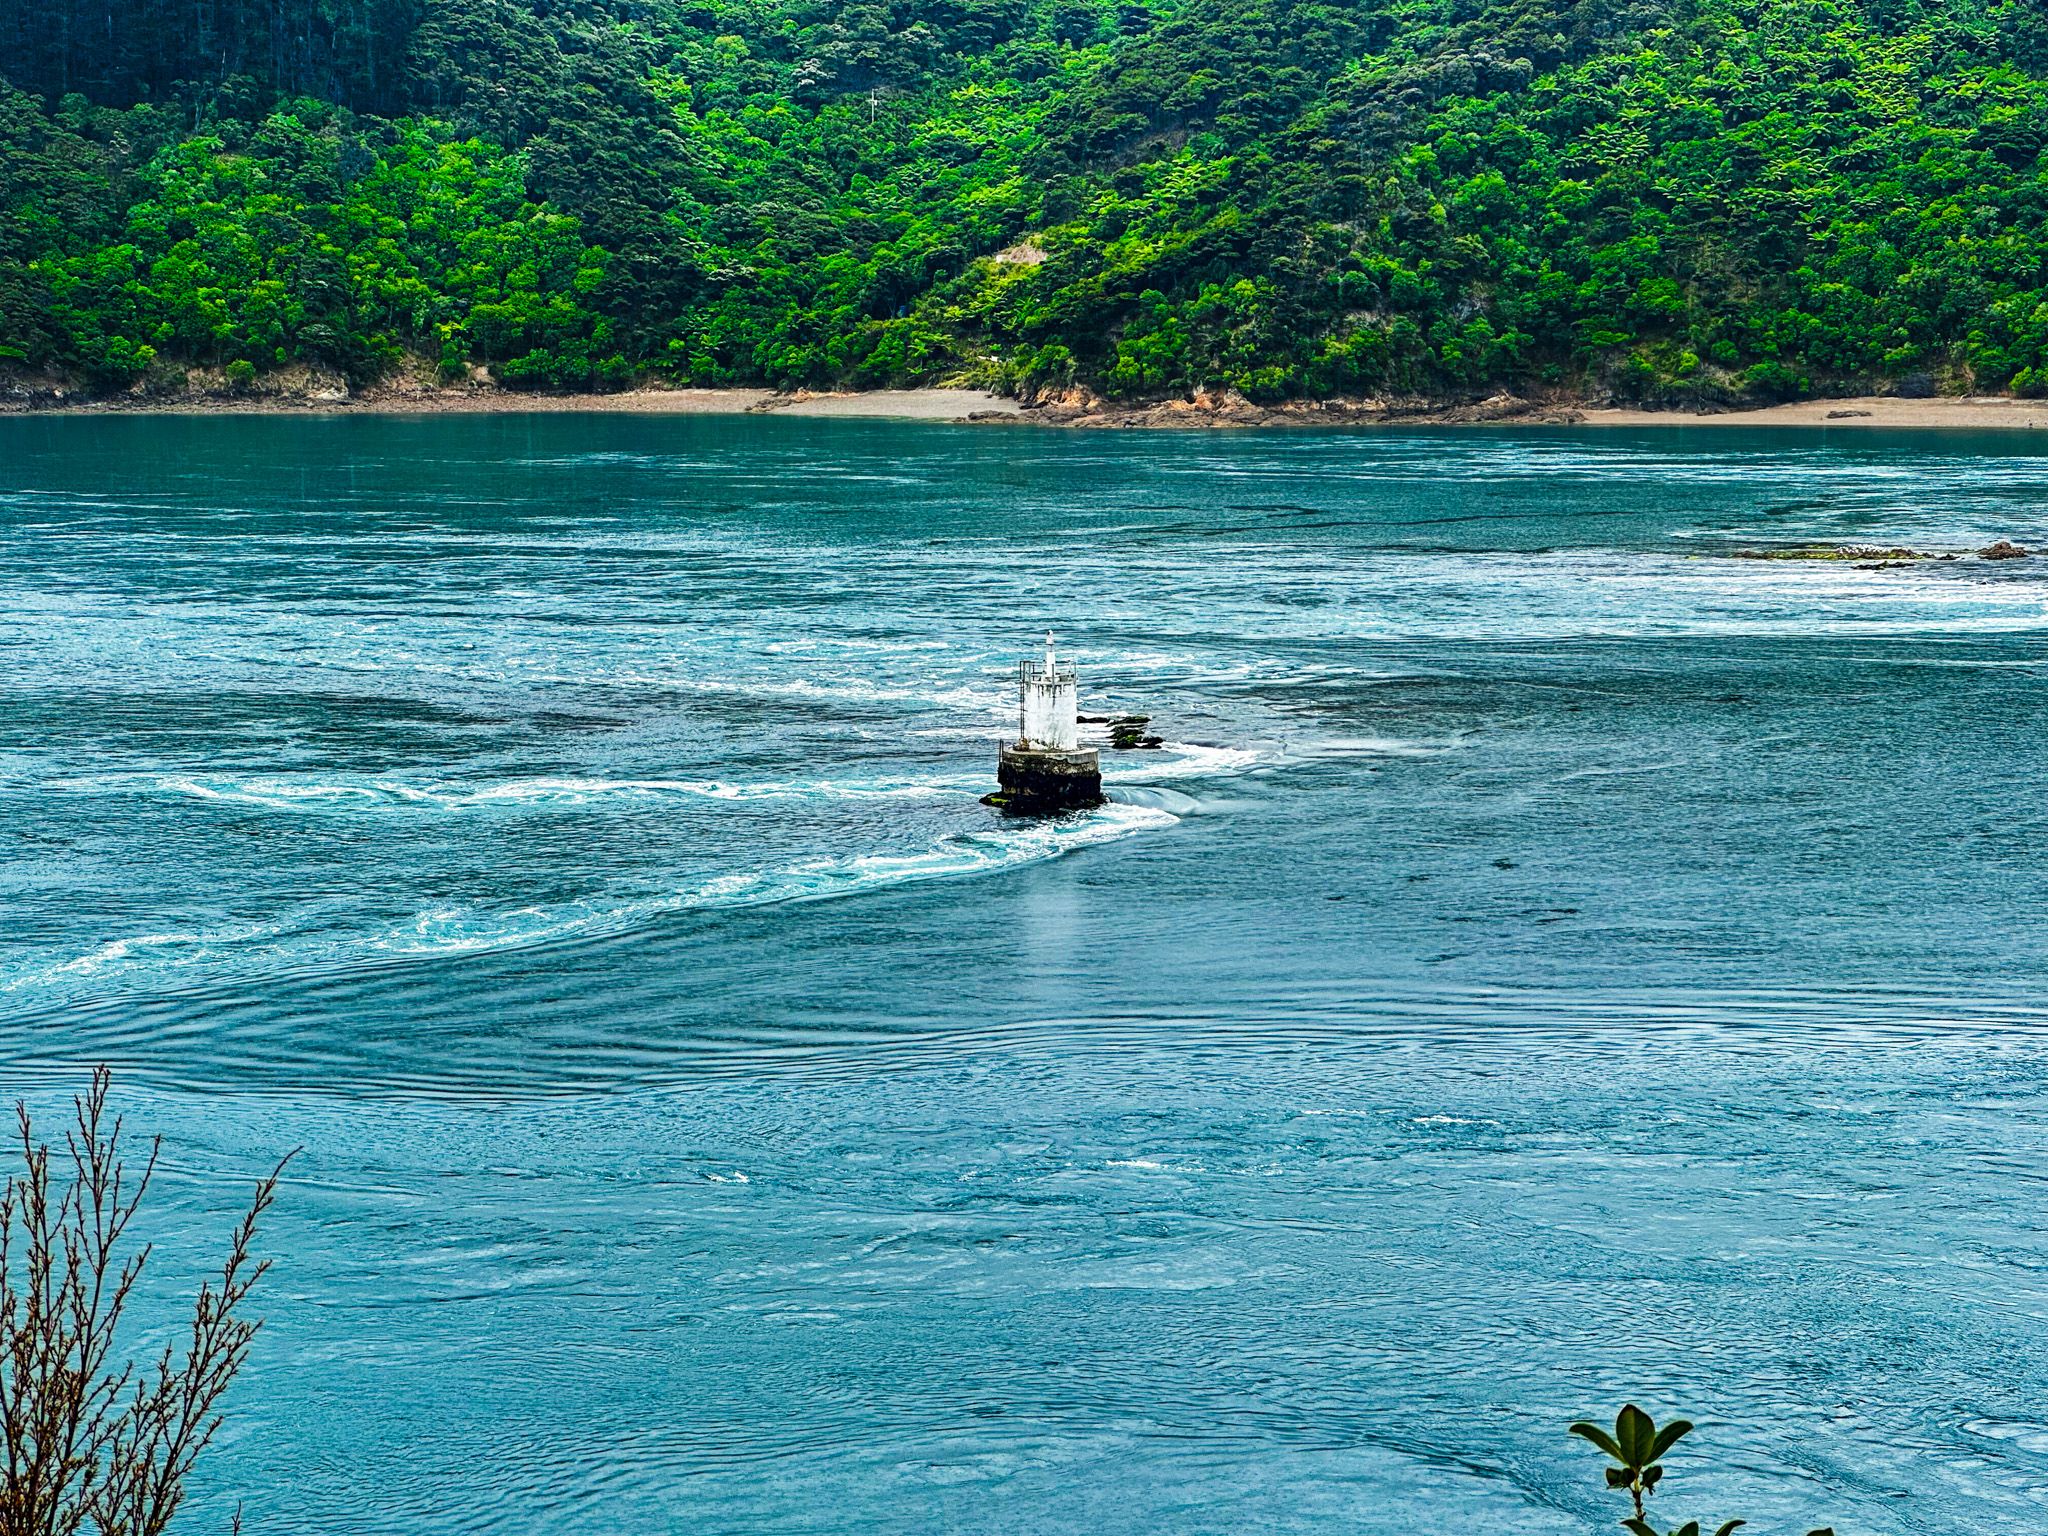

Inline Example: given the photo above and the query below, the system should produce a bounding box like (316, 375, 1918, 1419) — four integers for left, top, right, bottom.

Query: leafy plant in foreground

(1570, 1403, 1835, 1536)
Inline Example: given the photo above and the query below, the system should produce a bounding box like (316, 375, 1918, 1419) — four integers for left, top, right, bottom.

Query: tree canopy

(6, 0, 2048, 402)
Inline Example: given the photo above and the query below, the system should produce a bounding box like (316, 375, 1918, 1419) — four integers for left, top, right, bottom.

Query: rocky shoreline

(9, 368, 2048, 433)
(974, 386, 1593, 429)
(996, 385, 2048, 432)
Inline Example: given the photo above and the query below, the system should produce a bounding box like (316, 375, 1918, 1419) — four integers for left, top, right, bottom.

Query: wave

(9, 737, 1271, 1005)
(3, 794, 1184, 1003)
(356, 795, 1181, 959)
(1294, 736, 1452, 760)
(45, 735, 1271, 815)
(1101, 742, 1269, 782)
(645, 672, 1011, 713)
(36, 921, 284, 983)
(140, 772, 966, 812)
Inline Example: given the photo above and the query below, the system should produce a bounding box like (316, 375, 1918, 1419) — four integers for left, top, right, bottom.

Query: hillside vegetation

(5, 0, 2048, 404)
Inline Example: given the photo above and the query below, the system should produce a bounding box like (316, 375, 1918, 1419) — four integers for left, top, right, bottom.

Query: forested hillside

(5, 0, 2048, 403)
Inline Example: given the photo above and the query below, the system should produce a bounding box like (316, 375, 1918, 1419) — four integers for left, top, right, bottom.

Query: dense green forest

(5, 0, 2048, 403)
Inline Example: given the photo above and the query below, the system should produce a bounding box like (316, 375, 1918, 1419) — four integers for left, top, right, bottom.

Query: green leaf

(1674, 1523, 1700, 1536)
(1622, 1521, 1659, 1536)
(1650, 1419, 1695, 1459)
(1571, 1422, 1625, 1461)
(1617, 1404, 1656, 1466)
(1806, 1530, 1835, 1535)
(1713, 1522, 1746, 1536)
(1643, 1465, 1664, 1490)
(1606, 1467, 1631, 1488)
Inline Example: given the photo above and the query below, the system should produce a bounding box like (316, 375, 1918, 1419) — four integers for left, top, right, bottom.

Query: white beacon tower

(990, 632, 1103, 813)
(1019, 631, 1080, 751)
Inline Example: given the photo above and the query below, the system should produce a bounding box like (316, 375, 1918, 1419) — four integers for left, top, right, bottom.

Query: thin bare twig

(0, 1070, 284, 1536)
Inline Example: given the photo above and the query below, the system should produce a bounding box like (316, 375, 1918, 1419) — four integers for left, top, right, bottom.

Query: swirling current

(3, 413, 2047, 1534)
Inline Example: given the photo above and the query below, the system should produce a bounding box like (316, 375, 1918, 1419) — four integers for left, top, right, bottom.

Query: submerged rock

(1979, 539, 2030, 559)
(1107, 713, 1153, 750)
(1729, 544, 1935, 562)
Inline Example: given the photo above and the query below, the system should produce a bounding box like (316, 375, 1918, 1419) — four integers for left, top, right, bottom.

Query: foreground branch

(0, 1070, 285, 1536)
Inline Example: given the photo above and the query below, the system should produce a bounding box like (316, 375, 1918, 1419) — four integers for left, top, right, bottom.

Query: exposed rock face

(991, 241, 1048, 266)
(987, 745, 1103, 815)
(1980, 539, 2030, 559)
(1006, 388, 1583, 430)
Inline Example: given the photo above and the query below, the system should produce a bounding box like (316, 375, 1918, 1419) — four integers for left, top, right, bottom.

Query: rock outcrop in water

(1108, 714, 1164, 750)
(1726, 540, 2035, 565)
(1728, 544, 1939, 562)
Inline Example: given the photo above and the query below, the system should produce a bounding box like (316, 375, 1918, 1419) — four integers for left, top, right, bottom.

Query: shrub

(0, 1069, 286, 1536)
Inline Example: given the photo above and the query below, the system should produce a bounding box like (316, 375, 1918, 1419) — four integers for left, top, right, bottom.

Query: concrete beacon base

(987, 743, 1105, 815)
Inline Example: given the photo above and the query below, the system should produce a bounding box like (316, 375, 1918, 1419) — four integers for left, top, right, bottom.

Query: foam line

(4, 800, 1178, 997)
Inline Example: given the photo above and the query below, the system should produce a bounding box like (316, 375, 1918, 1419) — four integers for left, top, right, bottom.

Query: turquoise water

(4, 414, 2048, 1533)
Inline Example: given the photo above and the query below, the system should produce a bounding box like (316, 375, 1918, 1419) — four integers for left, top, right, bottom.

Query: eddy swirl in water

(6, 418, 2048, 1536)
(9, 742, 1264, 1002)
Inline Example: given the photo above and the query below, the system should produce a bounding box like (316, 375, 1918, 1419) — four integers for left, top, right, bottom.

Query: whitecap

(1102, 742, 1271, 783)
(1305, 736, 1453, 758)
(20, 921, 283, 987)
(1112, 786, 1198, 815)
(99, 771, 979, 812)
(88, 746, 1261, 816)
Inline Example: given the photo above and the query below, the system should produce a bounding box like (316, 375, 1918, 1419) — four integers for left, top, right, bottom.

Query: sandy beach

(0, 382, 1027, 421)
(8, 380, 2048, 430)
(1576, 395, 2048, 431)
